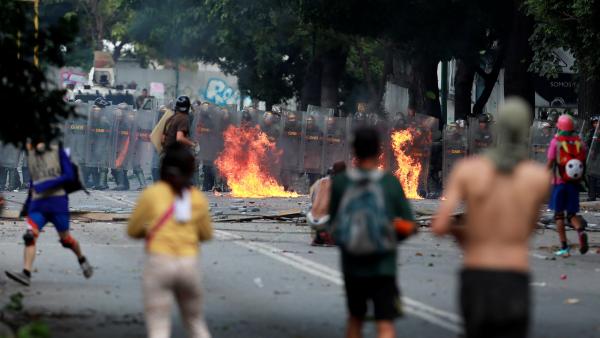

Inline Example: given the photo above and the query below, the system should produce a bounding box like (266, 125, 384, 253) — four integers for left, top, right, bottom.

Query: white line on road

(94, 191, 136, 207)
(215, 229, 463, 333)
(530, 252, 549, 260)
(112, 195, 463, 333)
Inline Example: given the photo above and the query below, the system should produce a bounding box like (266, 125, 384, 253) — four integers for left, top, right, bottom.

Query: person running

(5, 141, 93, 286)
(547, 114, 589, 257)
(127, 143, 213, 338)
(328, 127, 416, 338)
(432, 98, 551, 338)
(307, 161, 346, 246)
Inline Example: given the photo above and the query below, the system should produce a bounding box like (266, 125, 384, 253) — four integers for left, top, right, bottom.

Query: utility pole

(34, 0, 39, 67)
(18, 0, 39, 67)
(440, 61, 448, 124)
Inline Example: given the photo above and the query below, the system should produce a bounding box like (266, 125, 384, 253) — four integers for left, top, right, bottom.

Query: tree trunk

(89, 0, 104, 51)
(409, 57, 441, 121)
(299, 58, 321, 111)
(320, 47, 348, 109)
(473, 41, 507, 116)
(454, 59, 476, 120)
(578, 74, 600, 122)
(112, 41, 124, 63)
(503, 1, 535, 114)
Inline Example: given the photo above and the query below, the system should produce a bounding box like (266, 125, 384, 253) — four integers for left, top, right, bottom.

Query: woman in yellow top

(128, 143, 213, 338)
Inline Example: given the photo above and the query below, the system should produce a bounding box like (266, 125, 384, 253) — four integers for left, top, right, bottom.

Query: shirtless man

(432, 98, 550, 338)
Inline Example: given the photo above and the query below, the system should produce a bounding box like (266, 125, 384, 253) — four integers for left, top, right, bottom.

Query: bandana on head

(484, 97, 532, 173)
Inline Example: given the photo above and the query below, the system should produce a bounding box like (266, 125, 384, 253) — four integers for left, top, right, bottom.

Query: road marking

(94, 191, 136, 207)
(113, 195, 463, 332)
(215, 229, 463, 333)
(530, 252, 549, 260)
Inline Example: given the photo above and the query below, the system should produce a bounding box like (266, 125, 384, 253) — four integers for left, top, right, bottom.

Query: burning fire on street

(215, 125, 298, 198)
(390, 129, 423, 199)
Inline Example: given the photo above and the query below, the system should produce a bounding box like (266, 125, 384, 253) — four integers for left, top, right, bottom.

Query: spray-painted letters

(203, 78, 240, 106)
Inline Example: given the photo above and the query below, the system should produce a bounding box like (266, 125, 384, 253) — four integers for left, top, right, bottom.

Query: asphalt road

(0, 190, 599, 338)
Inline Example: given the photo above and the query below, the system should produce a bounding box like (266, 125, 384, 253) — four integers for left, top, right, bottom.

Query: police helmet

(175, 96, 191, 113)
(94, 97, 109, 108)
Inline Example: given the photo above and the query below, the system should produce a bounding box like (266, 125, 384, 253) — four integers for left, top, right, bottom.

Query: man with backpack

(328, 127, 416, 338)
(547, 114, 589, 257)
(5, 140, 93, 286)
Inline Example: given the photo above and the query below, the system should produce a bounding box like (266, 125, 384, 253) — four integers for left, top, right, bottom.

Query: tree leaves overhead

(526, 0, 600, 79)
(130, 0, 311, 105)
(0, 1, 78, 146)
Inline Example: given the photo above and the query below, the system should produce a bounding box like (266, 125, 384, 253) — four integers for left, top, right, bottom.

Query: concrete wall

(114, 60, 240, 106)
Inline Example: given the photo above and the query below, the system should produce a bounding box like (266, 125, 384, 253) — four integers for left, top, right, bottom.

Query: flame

(390, 129, 423, 199)
(215, 125, 298, 198)
(377, 152, 385, 170)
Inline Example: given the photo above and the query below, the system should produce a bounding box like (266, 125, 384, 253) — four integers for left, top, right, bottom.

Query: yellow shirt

(127, 182, 213, 257)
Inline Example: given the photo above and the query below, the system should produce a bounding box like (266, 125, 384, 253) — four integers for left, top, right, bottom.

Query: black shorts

(461, 269, 530, 338)
(343, 275, 401, 321)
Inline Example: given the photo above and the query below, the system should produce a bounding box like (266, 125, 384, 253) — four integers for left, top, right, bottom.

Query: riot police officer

(471, 113, 494, 154)
(84, 97, 112, 190)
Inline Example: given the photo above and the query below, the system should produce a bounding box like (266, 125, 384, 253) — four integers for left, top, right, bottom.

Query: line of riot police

(61, 97, 158, 191)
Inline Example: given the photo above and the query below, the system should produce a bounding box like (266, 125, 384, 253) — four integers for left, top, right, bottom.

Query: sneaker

(80, 259, 93, 279)
(5, 270, 30, 286)
(578, 232, 589, 255)
(311, 231, 336, 247)
(554, 248, 571, 257)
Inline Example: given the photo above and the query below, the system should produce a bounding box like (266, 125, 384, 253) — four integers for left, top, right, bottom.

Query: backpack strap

(145, 205, 175, 251)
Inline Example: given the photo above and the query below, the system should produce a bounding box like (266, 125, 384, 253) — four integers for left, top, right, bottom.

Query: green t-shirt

(329, 170, 415, 277)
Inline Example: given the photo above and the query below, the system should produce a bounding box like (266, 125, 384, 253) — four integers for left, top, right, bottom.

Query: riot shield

(587, 125, 600, 177)
(132, 108, 157, 175)
(258, 111, 283, 143)
(301, 113, 325, 175)
(324, 116, 350, 170)
(191, 104, 224, 163)
(239, 107, 261, 129)
(468, 117, 495, 155)
(529, 120, 556, 163)
(369, 113, 391, 170)
(442, 124, 468, 185)
(0, 143, 21, 168)
(63, 102, 90, 165)
(280, 110, 303, 178)
(109, 104, 136, 171)
(84, 105, 113, 168)
(307, 105, 334, 117)
(388, 113, 436, 198)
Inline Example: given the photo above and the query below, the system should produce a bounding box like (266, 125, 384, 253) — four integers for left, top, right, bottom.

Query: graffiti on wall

(203, 78, 240, 106)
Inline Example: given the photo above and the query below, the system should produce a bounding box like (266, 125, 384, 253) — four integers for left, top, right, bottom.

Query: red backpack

(555, 134, 586, 182)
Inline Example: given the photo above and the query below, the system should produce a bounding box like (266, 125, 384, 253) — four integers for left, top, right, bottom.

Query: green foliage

(0, 1, 77, 146)
(130, 0, 311, 105)
(17, 323, 50, 338)
(526, 0, 600, 79)
(4, 293, 24, 312)
(305, 0, 511, 63)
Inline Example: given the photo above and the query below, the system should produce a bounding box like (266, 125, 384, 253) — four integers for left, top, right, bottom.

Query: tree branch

(472, 42, 507, 116)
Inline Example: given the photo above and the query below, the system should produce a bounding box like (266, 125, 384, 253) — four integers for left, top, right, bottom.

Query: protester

(307, 161, 346, 246)
(432, 98, 551, 338)
(547, 114, 589, 257)
(127, 143, 213, 338)
(328, 127, 416, 338)
(162, 96, 197, 150)
(5, 141, 93, 286)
